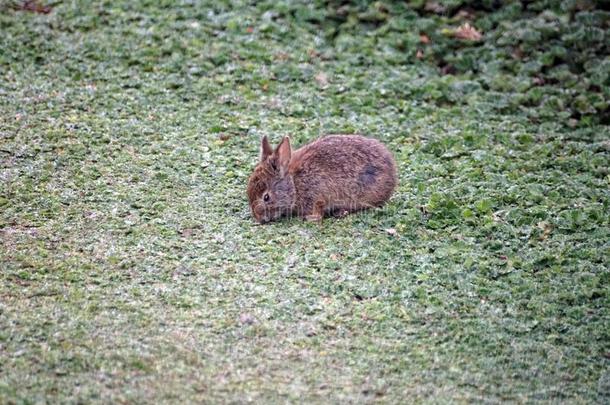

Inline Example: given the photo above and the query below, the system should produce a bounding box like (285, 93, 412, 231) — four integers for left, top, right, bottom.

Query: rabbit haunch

(247, 135, 397, 223)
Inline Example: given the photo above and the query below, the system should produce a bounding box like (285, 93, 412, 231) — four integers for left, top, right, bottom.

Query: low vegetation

(1, 0, 608, 402)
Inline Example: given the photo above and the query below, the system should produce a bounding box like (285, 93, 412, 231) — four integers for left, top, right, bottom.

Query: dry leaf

(419, 34, 430, 44)
(453, 23, 482, 41)
(416, 49, 424, 59)
(455, 9, 475, 20)
(385, 228, 398, 236)
(274, 52, 290, 62)
(314, 72, 329, 88)
(537, 221, 553, 241)
(307, 49, 320, 59)
(512, 47, 524, 60)
(180, 228, 194, 238)
(15, 1, 52, 14)
(425, 1, 446, 14)
(239, 313, 255, 325)
(440, 64, 456, 75)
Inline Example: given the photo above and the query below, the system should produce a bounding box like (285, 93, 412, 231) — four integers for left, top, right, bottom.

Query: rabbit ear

(275, 136, 291, 177)
(260, 135, 272, 161)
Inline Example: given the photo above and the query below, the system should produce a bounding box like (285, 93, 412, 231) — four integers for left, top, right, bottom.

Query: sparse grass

(1, 0, 609, 403)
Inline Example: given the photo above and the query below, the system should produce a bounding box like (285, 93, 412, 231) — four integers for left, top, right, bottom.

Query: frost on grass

(0, 1, 608, 403)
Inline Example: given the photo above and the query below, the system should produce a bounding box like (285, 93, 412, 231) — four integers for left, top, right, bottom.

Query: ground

(0, 0, 609, 403)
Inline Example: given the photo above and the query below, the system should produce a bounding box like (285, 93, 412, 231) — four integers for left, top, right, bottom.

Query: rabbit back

(289, 135, 397, 216)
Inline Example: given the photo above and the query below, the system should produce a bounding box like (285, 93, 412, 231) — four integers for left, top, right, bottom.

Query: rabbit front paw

(305, 213, 323, 222)
(304, 200, 325, 222)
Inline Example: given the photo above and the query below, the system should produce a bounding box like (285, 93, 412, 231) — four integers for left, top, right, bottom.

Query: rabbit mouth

(254, 209, 285, 224)
(252, 207, 271, 224)
(252, 208, 272, 224)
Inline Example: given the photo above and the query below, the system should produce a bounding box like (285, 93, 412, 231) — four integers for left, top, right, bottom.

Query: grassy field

(1, 0, 609, 402)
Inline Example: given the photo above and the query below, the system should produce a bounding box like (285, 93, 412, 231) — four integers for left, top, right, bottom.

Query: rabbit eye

(263, 193, 270, 202)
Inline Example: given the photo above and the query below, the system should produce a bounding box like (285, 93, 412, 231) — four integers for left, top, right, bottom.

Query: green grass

(1, 0, 609, 402)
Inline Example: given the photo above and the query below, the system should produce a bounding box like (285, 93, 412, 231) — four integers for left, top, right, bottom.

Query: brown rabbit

(247, 134, 397, 223)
